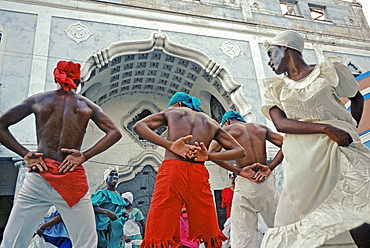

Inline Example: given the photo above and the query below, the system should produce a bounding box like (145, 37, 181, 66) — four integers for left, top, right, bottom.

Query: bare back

(164, 107, 222, 160)
(31, 89, 98, 161)
(224, 123, 269, 168)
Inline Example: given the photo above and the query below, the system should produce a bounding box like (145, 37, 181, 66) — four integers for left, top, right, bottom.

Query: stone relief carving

(64, 22, 93, 43)
(220, 40, 241, 59)
(344, 16, 356, 26)
(249, 0, 266, 12)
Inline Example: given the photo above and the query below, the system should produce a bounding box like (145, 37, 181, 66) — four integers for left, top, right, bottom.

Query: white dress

(260, 58, 370, 248)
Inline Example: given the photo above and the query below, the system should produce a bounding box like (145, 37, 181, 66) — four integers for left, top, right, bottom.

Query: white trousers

(1, 172, 97, 248)
(230, 175, 279, 248)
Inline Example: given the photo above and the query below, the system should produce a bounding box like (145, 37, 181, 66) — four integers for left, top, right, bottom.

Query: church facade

(0, 0, 370, 230)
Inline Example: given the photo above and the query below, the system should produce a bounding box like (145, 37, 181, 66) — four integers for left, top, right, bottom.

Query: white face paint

(267, 45, 286, 75)
(107, 170, 119, 185)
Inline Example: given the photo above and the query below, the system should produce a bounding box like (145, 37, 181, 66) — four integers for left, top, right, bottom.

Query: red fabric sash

(36, 158, 88, 208)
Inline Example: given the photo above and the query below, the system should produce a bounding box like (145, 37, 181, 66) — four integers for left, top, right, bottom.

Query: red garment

(36, 157, 88, 208)
(141, 160, 227, 248)
(53, 61, 81, 92)
(221, 187, 234, 219)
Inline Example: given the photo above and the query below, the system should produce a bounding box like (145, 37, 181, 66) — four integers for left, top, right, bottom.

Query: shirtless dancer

(133, 92, 245, 248)
(0, 61, 122, 248)
(209, 110, 283, 248)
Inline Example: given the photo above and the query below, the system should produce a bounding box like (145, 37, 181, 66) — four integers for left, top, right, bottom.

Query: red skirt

(141, 160, 227, 248)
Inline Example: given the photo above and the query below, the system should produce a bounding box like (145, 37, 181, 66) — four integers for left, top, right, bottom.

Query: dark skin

(133, 102, 245, 163)
(122, 201, 146, 242)
(133, 102, 244, 248)
(209, 119, 283, 182)
(267, 45, 364, 131)
(36, 213, 63, 237)
(267, 45, 368, 247)
(93, 170, 121, 221)
(0, 82, 122, 173)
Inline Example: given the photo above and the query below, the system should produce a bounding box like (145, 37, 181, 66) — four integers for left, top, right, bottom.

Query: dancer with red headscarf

(0, 61, 122, 248)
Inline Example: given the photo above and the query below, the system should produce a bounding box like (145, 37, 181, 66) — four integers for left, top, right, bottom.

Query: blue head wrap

(221, 110, 246, 126)
(168, 92, 202, 112)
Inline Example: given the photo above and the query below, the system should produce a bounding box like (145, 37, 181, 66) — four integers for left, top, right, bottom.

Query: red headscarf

(53, 61, 81, 92)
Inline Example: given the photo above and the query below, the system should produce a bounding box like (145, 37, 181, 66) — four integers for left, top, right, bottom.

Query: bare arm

(0, 99, 34, 158)
(82, 108, 122, 161)
(133, 112, 197, 158)
(251, 127, 284, 181)
(269, 106, 353, 146)
(93, 206, 117, 221)
(349, 91, 364, 127)
(208, 140, 242, 175)
(251, 149, 284, 182)
(267, 149, 283, 171)
(37, 214, 63, 236)
(59, 107, 122, 173)
(0, 98, 49, 172)
(207, 128, 245, 161)
(264, 126, 283, 147)
(133, 112, 171, 149)
(208, 130, 253, 179)
(139, 219, 146, 237)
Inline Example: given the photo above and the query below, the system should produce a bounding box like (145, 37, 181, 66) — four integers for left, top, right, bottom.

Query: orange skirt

(141, 160, 227, 248)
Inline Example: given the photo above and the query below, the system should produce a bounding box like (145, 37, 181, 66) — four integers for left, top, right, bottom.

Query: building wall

(0, 0, 370, 210)
(356, 72, 370, 147)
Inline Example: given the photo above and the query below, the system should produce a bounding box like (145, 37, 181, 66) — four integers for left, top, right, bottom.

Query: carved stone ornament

(251, 1, 263, 11)
(80, 32, 255, 121)
(220, 40, 241, 59)
(64, 22, 93, 43)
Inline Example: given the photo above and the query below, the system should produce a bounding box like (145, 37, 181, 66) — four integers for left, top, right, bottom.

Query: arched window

(121, 101, 167, 148)
(210, 95, 226, 124)
(126, 109, 166, 140)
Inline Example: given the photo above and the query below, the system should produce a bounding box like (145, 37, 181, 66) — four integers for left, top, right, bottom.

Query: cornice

(2, 0, 370, 50)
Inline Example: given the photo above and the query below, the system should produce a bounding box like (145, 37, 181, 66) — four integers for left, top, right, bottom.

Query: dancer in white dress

(260, 30, 370, 248)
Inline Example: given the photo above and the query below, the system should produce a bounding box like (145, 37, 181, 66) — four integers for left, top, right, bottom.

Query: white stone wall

(0, 0, 370, 192)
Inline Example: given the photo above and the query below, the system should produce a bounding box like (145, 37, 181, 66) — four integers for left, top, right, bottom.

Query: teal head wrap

(221, 110, 246, 126)
(168, 92, 202, 112)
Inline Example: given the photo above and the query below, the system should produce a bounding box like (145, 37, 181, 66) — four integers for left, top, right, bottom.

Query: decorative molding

(120, 101, 166, 149)
(64, 22, 93, 43)
(220, 40, 241, 59)
(118, 150, 163, 181)
(344, 16, 356, 26)
(249, 0, 266, 12)
(80, 31, 255, 119)
(230, 85, 255, 122)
